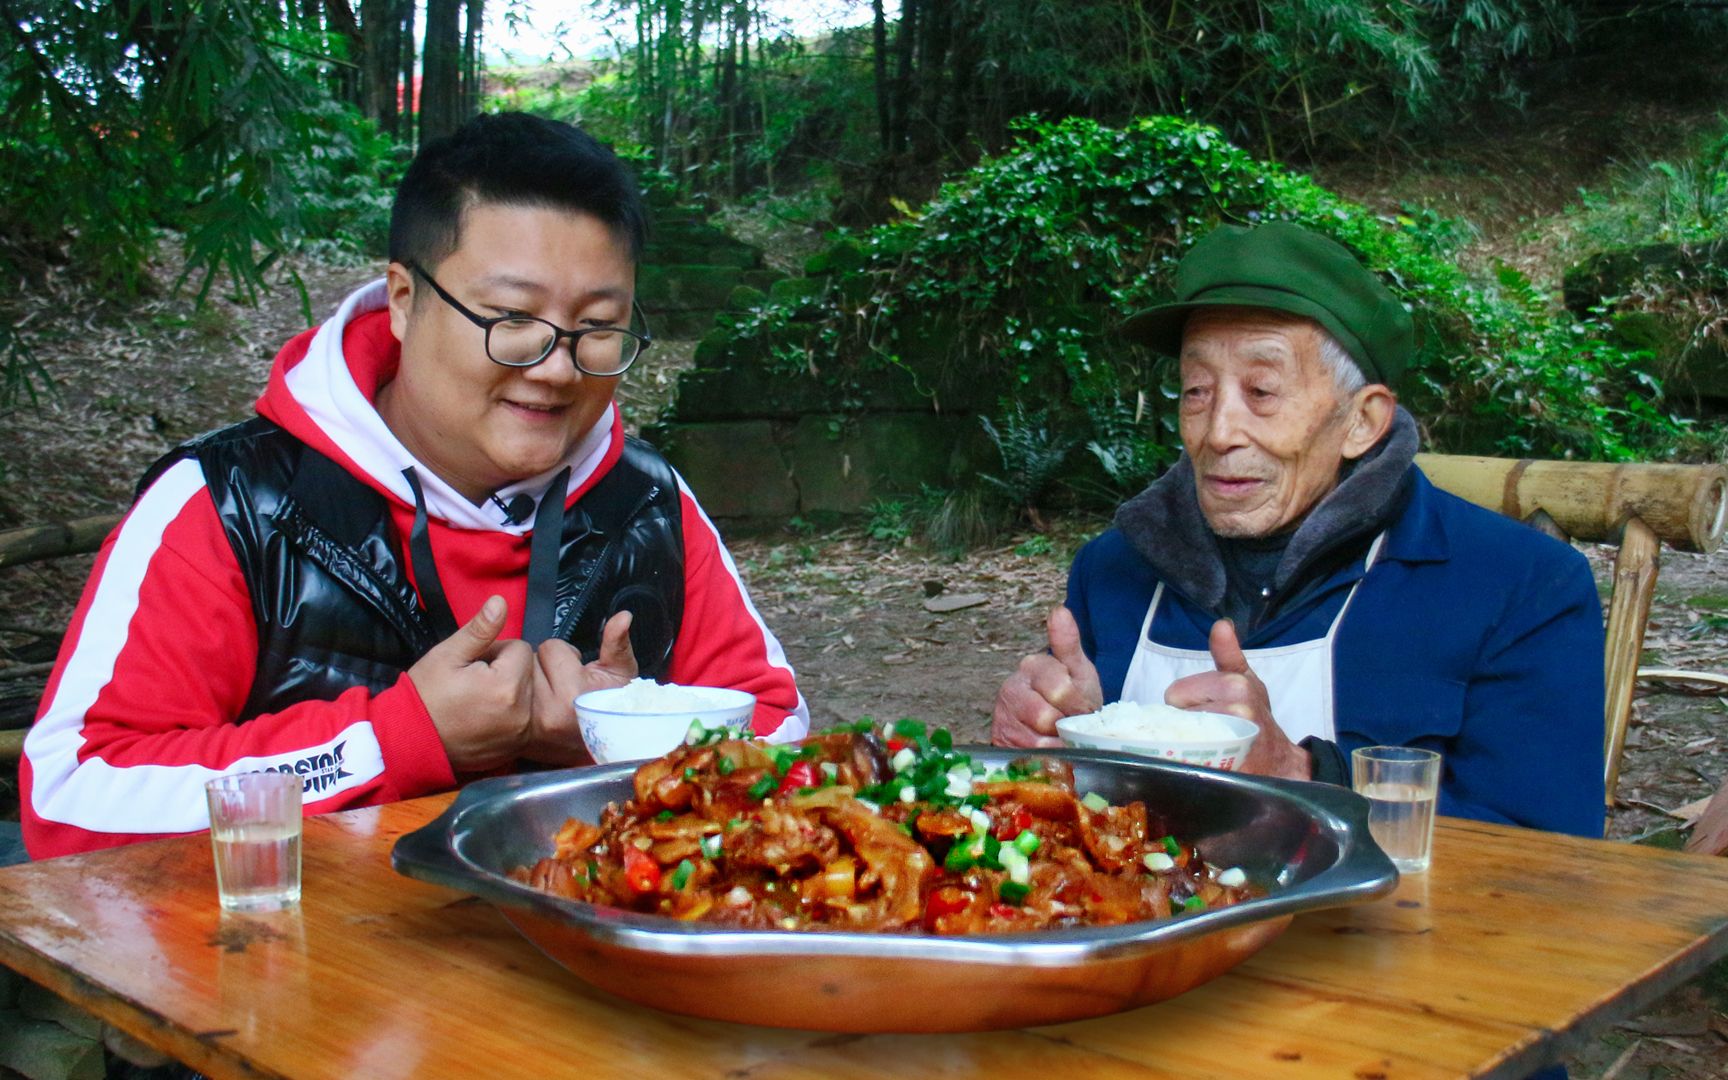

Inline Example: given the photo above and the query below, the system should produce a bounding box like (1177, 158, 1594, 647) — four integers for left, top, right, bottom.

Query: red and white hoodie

(21, 280, 808, 859)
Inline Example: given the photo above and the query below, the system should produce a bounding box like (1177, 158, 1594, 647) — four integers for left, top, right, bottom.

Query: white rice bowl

(576, 680, 756, 764)
(1056, 701, 1258, 771)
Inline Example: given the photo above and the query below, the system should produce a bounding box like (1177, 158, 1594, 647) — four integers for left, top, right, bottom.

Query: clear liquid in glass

(1361, 780, 1438, 873)
(211, 822, 302, 912)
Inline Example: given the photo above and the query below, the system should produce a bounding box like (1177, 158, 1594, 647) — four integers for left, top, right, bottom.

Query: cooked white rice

(592, 679, 735, 713)
(1065, 700, 1238, 741)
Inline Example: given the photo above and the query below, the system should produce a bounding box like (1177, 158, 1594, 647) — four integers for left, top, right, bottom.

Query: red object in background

(398, 74, 422, 114)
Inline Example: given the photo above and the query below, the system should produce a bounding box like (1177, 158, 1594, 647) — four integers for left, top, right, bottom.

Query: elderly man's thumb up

(1165, 619, 1312, 780)
(992, 606, 1103, 749)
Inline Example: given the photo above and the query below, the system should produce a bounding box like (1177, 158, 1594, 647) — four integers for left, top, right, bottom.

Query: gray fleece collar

(1113, 407, 1421, 613)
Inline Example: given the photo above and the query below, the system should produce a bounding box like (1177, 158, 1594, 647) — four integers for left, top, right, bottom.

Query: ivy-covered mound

(695, 114, 1693, 500)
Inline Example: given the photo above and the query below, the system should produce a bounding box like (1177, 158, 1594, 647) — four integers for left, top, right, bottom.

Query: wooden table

(2, 798, 1727, 1080)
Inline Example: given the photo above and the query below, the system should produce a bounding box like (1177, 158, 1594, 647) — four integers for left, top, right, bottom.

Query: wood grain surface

(2, 797, 1727, 1080)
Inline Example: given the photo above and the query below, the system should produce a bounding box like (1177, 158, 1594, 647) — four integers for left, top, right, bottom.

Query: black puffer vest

(138, 418, 684, 721)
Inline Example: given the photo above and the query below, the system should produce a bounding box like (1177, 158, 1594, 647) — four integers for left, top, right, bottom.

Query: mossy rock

(766, 276, 830, 317)
(638, 265, 779, 311)
(804, 238, 866, 277)
(1563, 237, 1728, 315)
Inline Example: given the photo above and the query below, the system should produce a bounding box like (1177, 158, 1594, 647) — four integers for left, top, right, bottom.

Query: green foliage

(865, 498, 913, 545)
(980, 406, 1078, 519)
(1564, 124, 1728, 254)
(707, 114, 1691, 470)
(864, 486, 1006, 553)
(0, 3, 403, 403)
(1013, 534, 1054, 558)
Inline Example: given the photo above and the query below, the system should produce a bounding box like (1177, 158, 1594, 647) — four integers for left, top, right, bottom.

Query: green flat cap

(1120, 221, 1414, 387)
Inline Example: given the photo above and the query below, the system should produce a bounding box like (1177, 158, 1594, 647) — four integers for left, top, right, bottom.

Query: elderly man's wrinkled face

(1178, 307, 1387, 539)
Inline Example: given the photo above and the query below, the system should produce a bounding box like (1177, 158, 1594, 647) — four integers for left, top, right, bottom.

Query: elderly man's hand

(408, 595, 533, 773)
(1164, 619, 1312, 780)
(526, 611, 639, 765)
(992, 606, 1102, 749)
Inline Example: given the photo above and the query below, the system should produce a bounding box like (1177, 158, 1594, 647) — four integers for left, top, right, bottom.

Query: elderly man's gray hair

(1318, 329, 1367, 397)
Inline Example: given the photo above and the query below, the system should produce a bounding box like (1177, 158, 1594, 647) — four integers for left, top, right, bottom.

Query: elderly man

(993, 221, 1605, 838)
(22, 113, 806, 858)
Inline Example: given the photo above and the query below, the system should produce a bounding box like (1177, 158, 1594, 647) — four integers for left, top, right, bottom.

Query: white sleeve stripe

(675, 474, 810, 742)
(24, 459, 387, 833)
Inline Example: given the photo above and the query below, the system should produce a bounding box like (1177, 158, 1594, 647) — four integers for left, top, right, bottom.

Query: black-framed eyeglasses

(408, 262, 652, 377)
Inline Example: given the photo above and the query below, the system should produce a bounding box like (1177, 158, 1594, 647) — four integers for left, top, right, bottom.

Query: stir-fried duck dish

(512, 721, 1258, 933)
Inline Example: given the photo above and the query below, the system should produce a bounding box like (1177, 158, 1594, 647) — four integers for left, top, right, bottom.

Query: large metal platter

(392, 747, 1397, 1032)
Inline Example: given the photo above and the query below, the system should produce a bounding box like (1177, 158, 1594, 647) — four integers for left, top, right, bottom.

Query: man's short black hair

(389, 112, 646, 269)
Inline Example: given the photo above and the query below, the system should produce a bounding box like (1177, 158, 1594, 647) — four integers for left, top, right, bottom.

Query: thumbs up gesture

(992, 606, 1103, 749)
(406, 595, 534, 773)
(1164, 619, 1310, 780)
(527, 611, 640, 765)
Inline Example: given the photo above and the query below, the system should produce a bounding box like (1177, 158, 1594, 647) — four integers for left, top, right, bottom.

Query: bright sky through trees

(488, 0, 879, 63)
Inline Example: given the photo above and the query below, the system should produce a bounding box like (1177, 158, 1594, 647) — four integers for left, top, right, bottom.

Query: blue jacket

(1067, 467, 1607, 838)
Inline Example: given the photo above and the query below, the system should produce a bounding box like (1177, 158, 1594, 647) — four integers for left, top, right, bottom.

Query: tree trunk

(400, 0, 418, 145)
(325, 0, 363, 107)
(890, 0, 918, 154)
(421, 0, 461, 141)
(461, 0, 484, 118)
(872, 0, 889, 153)
(359, 0, 400, 134)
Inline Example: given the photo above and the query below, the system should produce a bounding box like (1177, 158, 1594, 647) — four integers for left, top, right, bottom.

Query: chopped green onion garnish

(748, 775, 776, 799)
(684, 719, 707, 745)
(669, 859, 694, 890)
(932, 729, 953, 750)
(717, 754, 737, 776)
(944, 842, 976, 872)
(700, 834, 723, 859)
(998, 881, 1030, 905)
(1181, 895, 1206, 913)
(1080, 792, 1109, 813)
(1013, 831, 1040, 856)
(655, 809, 675, 822)
(726, 817, 743, 831)
(892, 718, 927, 739)
(1162, 835, 1181, 857)
(683, 767, 698, 781)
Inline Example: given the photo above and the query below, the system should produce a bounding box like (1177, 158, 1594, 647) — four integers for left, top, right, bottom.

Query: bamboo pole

(0, 513, 121, 570)
(1416, 454, 1728, 553)
(1603, 515, 1660, 806)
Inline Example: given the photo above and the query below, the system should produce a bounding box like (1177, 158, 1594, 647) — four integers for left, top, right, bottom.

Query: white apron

(1120, 534, 1385, 744)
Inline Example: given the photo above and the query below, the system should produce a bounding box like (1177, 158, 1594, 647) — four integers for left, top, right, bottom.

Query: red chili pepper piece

(922, 886, 973, 931)
(996, 807, 1034, 840)
(778, 760, 819, 793)
(989, 902, 1018, 919)
(886, 736, 910, 754)
(622, 847, 661, 894)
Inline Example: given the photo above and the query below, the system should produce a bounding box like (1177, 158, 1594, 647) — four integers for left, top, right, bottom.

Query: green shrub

(706, 114, 1691, 473)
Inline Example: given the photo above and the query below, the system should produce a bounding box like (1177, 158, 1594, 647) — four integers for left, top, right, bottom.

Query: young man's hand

(526, 611, 638, 764)
(407, 595, 532, 773)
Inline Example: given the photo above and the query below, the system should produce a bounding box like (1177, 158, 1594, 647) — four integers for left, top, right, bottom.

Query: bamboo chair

(1415, 454, 1728, 818)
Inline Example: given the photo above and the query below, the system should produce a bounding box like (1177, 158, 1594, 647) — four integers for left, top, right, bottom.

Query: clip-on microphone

(491, 492, 536, 526)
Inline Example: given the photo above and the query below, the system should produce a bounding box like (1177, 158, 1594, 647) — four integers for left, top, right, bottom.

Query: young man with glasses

(20, 113, 808, 858)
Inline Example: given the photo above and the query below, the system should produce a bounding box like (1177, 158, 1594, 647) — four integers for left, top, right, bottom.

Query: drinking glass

(1351, 746, 1442, 874)
(205, 772, 303, 912)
